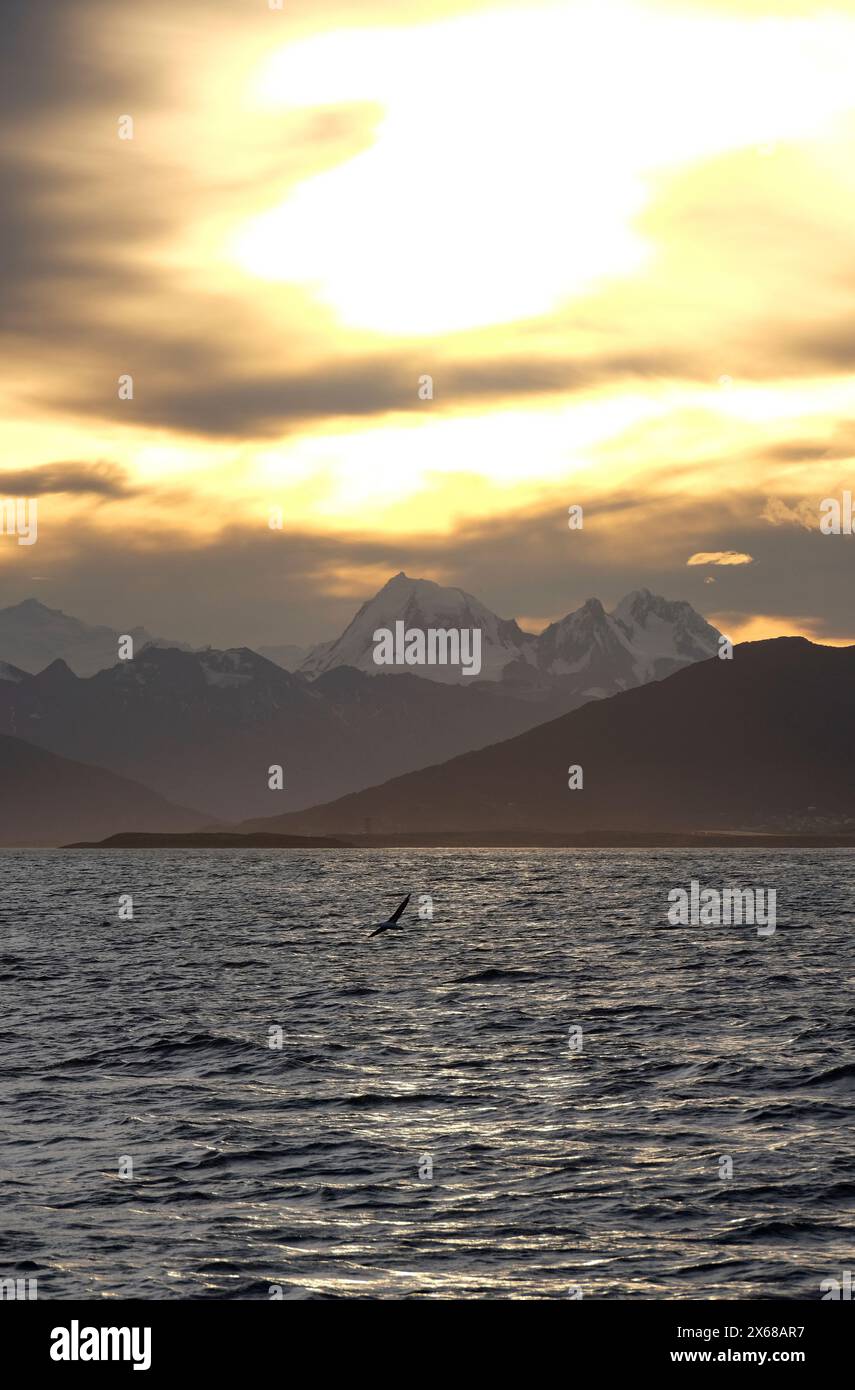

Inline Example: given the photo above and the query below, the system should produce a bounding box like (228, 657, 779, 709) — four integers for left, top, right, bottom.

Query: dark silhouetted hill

(237, 639, 855, 837)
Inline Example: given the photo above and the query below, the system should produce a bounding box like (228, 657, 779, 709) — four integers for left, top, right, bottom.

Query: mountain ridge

(0, 641, 561, 821)
(297, 572, 721, 700)
(0, 732, 203, 846)
(237, 638, 855, 838)
(0, 577, 721, 703)
(0, 599, 190, 677)
(0, 578, 723, 821)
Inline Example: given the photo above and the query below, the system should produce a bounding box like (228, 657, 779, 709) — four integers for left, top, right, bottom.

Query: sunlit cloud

(687, 551, 754, 566)
(233, 1, 855, 335)
(715, 613, 854, 647)
(762, 497, 823, 529)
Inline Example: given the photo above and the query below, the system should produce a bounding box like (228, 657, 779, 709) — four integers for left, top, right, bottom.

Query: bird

(367, 895, 411, 939)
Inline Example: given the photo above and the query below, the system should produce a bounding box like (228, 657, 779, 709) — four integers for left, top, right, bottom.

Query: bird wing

(368, 924, 388, 938)
(389, 894, 410, 923)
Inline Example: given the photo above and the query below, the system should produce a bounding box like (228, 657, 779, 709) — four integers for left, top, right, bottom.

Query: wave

(452, 967, 540, 983)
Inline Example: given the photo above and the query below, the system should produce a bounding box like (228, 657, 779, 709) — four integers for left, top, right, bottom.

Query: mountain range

(0, 578, 724, 836)
(238, 638, 855, 839)
(0, 576, 720, 698)
(0, 644, 558, 822)
(297, 573, 721, 697)
(0, 598, 189, 676)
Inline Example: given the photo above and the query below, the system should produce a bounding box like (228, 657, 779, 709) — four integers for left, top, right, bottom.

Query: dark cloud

(0, 1, 142, 119)
(760, 422, 855, 465)
(0, 462, 138, 498)
(50, 348, 699, 439)
(778, 327, 855, 375)
(0, 151, 198, 356)
(760, 442, 835, 464)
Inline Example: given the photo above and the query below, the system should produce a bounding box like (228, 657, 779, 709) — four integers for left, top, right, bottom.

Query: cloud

(761, 423, 855, 466)
(762, 497, 821, 529)
(3, 3, 854, 452)
(0, 462, 138, 498)
(0, 1, 154, 121)
(56, 347, 699, 440)
(687, 551, 754, 566)
(8, 3, 854, 444)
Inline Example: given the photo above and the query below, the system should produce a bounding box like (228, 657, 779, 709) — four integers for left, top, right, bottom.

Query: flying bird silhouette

(367, 894, 411, 939)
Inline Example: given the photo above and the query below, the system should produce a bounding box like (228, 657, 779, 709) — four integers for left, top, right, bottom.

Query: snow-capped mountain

(534, 598, 639, 695)
(299, 574, 720, 695)
(533, 589, 721, 697)
(611, 589, 722, 679)
(0, 582, 722, 831)
(1, 580, 721, 728)
(0, 599, 190, 676)
(300, 572, 535, 683)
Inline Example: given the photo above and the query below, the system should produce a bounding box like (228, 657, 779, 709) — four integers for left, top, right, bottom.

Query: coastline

(58, 829, 855, 850)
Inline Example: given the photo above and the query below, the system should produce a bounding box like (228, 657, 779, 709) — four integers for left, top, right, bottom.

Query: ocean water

(1, 848, 853, 1301)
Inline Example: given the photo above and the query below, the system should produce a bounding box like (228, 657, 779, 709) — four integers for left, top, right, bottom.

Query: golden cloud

(687, 551, 754, 566)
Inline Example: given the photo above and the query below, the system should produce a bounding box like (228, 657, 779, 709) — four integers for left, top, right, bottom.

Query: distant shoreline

(58, 829, 855, 850)
(63, 831, 347, 849)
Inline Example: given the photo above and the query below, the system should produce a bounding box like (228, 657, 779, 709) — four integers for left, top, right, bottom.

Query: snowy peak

(197, 647, 289, 688)
(298, 574, 720, 698)
(94, 644, 295, 697)
(536, 598, 636, 684)
(611, 588, 720, 678)
(0, 598, 190, 676)
(537, 588, 719, 691)
(300, 572, 536, 683)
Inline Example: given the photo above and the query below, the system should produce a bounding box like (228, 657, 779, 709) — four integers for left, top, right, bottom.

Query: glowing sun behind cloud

(231, 0, 855, 336)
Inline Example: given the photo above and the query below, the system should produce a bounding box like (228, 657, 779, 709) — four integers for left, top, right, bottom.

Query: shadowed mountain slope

(0, 733, 203, 846)
(238, 640, 855, 837)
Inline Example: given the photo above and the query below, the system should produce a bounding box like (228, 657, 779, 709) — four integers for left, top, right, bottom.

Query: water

(1, 848, 853, 1300)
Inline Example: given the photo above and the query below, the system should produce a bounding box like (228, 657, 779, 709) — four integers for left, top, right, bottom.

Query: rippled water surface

(1, 848, 853, 1299)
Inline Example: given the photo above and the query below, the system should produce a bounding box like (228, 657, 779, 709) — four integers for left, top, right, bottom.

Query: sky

(1, 0, 855, 649)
